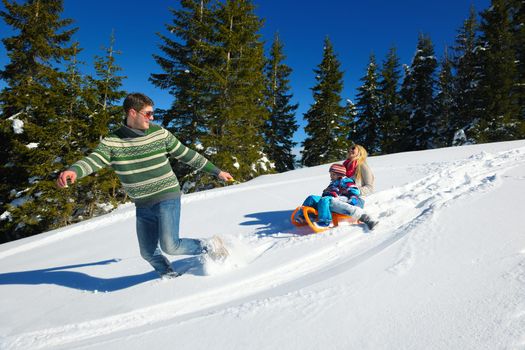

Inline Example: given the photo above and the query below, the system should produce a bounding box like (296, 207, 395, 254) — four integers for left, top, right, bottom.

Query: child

(322, 164, 363, 207)
(297, 164, 378, 230)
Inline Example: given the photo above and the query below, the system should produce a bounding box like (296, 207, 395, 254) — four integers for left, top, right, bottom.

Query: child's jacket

(322, 177, 360, 199)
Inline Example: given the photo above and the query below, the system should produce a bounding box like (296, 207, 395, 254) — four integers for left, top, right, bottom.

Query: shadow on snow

(0, 256, 206, 292)
(240, 209, 311, 237)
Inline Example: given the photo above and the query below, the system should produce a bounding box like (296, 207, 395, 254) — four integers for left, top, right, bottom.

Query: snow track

(2, 145, 524, 350)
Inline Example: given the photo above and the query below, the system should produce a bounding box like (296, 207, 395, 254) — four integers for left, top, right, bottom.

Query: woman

(343, 144, 375, 197)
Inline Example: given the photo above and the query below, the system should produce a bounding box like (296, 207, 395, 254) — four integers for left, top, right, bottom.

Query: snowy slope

(1, 140, 525, 350)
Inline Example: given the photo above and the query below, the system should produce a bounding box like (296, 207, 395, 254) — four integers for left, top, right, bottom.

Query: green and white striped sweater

(69, 124, 220, 206)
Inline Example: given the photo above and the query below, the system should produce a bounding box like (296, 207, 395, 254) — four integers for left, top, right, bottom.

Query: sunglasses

(137, 110, 154, 118)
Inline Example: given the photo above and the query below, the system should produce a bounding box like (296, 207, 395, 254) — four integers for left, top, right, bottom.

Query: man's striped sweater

(69, 124, 220, 207)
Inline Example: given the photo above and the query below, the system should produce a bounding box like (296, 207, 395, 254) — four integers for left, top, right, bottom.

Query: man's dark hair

(123, 93, 154, 115)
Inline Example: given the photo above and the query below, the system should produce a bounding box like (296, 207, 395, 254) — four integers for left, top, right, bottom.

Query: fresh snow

(1, 140, 525, 350)
(11, 119, 24, 135)
(25, 143, 39, 149)
(0, 211, 12, 222)
(7, 113, 24, 135)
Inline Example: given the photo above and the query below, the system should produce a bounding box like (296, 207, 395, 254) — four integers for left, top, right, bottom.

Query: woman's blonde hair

(350, 144, 368, 182)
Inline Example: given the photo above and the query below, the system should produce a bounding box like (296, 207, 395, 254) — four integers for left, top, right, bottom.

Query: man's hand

(57, 170, 77, 188)
(218, 171, 234, 182)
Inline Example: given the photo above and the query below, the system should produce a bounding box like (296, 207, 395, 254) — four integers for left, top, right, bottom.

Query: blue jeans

(135, 198, 204, 275)
(329, 198, 365, 218)
(302, 195, 333, 224)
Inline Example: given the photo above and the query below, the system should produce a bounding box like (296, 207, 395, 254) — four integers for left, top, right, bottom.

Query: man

(57, 93, 234, 279)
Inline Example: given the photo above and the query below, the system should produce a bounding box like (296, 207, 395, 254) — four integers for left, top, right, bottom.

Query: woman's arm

(358, 163, 375, 196)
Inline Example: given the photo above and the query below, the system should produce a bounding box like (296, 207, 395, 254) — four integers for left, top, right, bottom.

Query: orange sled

(291, 206, 357, 233)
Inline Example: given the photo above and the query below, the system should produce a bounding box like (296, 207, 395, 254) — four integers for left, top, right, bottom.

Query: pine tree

(451, 6, 483, 143)
(152, 0, 270, 185)
(56, 44, 94, 226)
(0, 0, 79, 241)
(150, 0, 216, 188)
(398, 64, 413, 152)
(76, 32, 127, 218)
(435, 50, 456, 147)
(345, 98, 359, 143)
(509, 0, 525, 136)
(399, 34, 438, 151)
(151, 0, 213, 146)
(263, 33, 299, 172)
(353, 54, 381, 154)
(200, 0, 270, 180)
(302, 37, 352, 166)
(378, 46, 403, 154)
(87, 32, 126, 135)
(474, 0, 520, 142)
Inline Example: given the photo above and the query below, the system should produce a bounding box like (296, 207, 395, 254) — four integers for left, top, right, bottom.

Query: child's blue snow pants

(302, 195, 332, 224)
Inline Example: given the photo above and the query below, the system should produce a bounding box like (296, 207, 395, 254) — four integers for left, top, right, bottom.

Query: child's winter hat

(329, 163, 346, 176)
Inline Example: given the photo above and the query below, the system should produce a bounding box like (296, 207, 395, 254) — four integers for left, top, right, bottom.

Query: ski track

(374, 148, 525, 275)
(2, 147, 525, 350)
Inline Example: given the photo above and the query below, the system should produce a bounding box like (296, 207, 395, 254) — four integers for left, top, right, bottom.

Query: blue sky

(0, 0, 490, 147)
